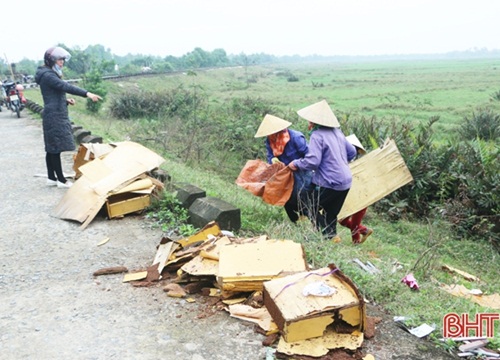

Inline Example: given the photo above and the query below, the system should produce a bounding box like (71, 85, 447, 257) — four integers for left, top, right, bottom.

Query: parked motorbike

(2, 81, 26, 118)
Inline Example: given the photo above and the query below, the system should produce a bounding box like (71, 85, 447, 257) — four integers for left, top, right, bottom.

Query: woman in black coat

(35, 46, 101, 188)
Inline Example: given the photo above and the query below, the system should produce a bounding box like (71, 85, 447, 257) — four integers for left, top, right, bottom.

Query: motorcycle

(2, 81, 26, 118)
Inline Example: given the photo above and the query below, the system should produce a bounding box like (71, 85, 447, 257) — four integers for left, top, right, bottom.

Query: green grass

(101, 58, 500, 140)
(24, 58, 500, 338)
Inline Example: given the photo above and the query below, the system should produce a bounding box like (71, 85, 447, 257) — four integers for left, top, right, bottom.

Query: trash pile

(53, 141, 165, 229)
(114, 221, 376, 359)
(438, 337, 500, 359)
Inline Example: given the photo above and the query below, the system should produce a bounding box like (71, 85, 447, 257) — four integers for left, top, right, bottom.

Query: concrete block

(72, 124, 83, 133)
(174, 183, 206, 208)
(81, 134, 103, 144)
(188, 197, 241, 231)
(74, 129, 91, 143)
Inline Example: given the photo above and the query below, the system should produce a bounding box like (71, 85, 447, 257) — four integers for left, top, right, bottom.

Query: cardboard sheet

(52, 141, 165, 229)
(217, 240, 308, 292)
(338, 138, 413, 219)
(112, 178, 155, 194)
(440, 284, 500, 310)
(228, 304, 278, 332)
(277, 329, 364, 357)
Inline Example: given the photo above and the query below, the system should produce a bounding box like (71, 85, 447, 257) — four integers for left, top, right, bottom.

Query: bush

(443, 139, 500, 249)
(341, 114, 447, 217)
(459, 109, 500, 141)
(82, 68, 107, 113)
(108, 85, 198, 120)
(109, 87, 278, 181)
(491, 90, 500, 101)
(341, 113, 499, 249)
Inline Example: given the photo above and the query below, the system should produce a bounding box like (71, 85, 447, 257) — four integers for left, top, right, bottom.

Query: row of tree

(3, 44, 500, 82)
(0, 44, 279, 81)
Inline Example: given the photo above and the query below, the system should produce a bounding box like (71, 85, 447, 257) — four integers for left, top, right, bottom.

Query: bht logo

(443, 313, 499, 338)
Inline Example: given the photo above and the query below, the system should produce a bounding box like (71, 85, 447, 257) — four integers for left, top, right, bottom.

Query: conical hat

(254, 114, 292, 138)
(346, 134, 366, 154)
(297, 99, 340, 128)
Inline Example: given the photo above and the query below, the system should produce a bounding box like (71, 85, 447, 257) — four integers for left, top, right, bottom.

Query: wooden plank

(93, 266, 128, 276)
(458, 339, 489, 352)
(152, 241, 177, 275)
(442, 264, 481, 282)
(181, 236, 231, 276)
(106, 194, 150, 218)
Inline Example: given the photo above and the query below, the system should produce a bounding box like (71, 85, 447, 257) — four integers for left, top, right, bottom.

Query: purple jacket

(293, 127, 356, 191)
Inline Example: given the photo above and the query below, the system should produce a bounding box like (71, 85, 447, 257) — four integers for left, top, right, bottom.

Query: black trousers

(284, 187, 311, 223)
(46, 152, 66, 182)
(305, 186, 350, 237)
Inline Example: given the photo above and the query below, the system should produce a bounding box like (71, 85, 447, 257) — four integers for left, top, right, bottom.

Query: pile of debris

(111, 221, 376, 359)
(439, 337, 500, 359)
(52, 141, 166, 229)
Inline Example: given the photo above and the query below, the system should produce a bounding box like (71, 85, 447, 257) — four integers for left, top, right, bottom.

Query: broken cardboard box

(72, 143, 115, 179)
(53, 141, 165, 229)
(263, 264, 366, 343)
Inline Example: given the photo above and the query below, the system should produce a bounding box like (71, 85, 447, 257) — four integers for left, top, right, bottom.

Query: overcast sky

(4, 0, 500, 63)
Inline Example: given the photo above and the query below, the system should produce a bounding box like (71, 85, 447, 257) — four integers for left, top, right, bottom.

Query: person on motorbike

(35, 46, 102, 188)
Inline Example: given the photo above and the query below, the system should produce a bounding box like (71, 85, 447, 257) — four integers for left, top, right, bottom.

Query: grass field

(117, 58, 500, 139)
(24, 58, 500, 345)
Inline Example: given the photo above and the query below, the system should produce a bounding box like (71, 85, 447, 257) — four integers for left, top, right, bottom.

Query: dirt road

(0, 109, 456, 359)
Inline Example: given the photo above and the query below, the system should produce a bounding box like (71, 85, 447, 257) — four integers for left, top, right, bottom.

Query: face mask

(52, 64, 63, 76)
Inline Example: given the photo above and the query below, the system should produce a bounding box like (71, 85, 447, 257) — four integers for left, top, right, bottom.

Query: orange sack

(236, 159, 294, 206)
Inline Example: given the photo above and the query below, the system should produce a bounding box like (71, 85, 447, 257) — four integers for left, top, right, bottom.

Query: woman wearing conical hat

(255, 114, 312, 223)
(289, 100, 357, 241)
(340, 134, 373, 244)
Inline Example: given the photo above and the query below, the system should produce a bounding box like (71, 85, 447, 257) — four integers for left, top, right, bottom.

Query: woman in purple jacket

(289, 100, 356, 240)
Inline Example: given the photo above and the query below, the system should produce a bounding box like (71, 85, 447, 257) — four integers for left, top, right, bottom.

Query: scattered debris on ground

(101, 221, 383, 359)
(436, 264, 500, 310)
(439, 337, 500, 359)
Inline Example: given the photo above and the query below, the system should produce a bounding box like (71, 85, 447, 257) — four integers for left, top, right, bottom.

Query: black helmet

(44, 47, 71, 67)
